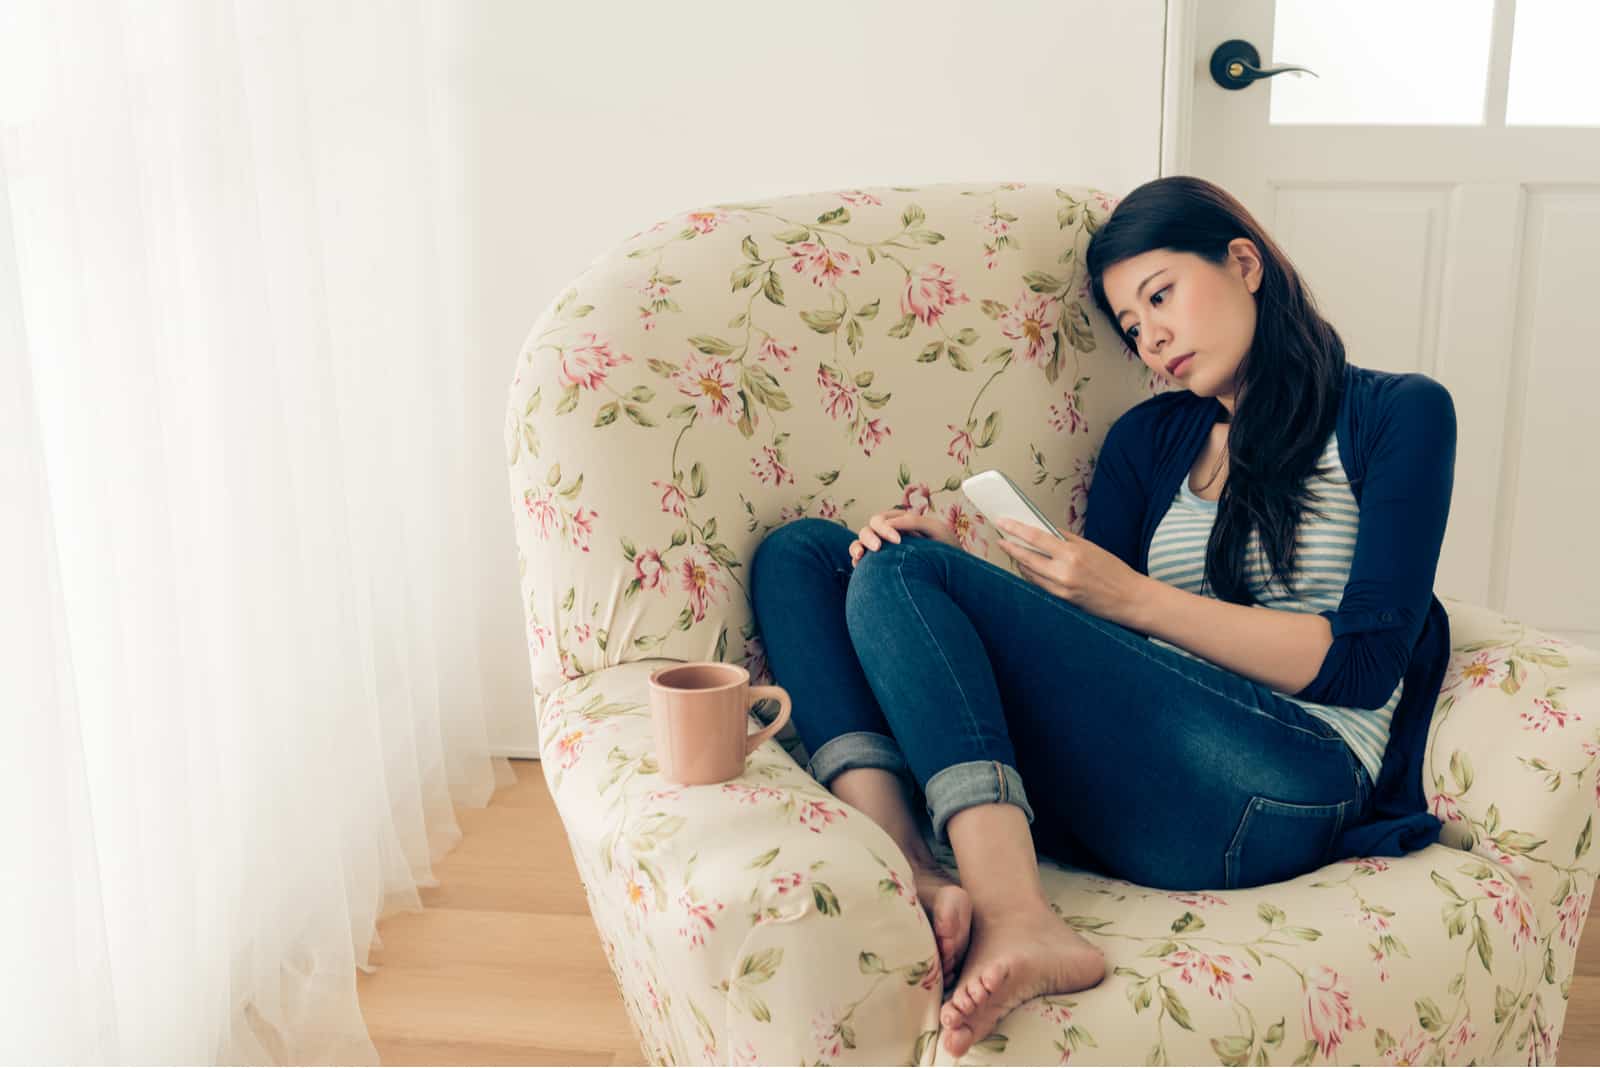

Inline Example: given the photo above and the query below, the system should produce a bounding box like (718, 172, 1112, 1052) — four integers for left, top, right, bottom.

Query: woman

(747, 175, 1456, 1058)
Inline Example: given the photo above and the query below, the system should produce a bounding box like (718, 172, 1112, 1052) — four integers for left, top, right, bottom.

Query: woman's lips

(1167, 353, 1194, 375)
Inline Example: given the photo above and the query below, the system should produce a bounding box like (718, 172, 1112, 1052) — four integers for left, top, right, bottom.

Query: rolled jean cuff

(925, 760, 1036, 847)
(806, 731, 913, 788)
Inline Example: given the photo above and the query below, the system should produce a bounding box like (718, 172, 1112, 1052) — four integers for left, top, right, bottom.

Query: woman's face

(1101, 240, 1262, 404)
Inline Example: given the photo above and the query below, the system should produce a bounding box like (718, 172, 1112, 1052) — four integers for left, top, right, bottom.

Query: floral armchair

(505, 181, 1600, 1065)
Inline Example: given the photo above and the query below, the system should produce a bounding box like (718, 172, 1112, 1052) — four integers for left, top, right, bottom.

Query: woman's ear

(1229, 237, 1263, 295)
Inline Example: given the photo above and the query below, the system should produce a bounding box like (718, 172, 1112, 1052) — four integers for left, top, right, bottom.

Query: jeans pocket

(1224, 796, 1349, 890)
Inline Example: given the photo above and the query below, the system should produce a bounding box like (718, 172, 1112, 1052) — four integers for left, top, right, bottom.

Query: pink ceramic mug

(647, 662, 792, 785)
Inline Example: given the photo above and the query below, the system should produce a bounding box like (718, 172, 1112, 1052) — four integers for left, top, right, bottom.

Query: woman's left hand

(992, 518, 1149, 626)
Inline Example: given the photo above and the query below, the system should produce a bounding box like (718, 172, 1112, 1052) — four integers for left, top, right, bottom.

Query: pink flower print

(816, 496, 841, 520)
(1520, 696, 1577, 732)
(674, 353, 745, 425)
(731, 1039, 758, 1066)
(1038, 1001, 1073, 1026)
(750, 444, 794, 486)
(901, 263, 970, 327)
(1049, 389, 1088, 434)
(779, 504, 805, 523)
(945, 502, 989, 553)
(980, 211, 1012, 237)
(560, 332, 631, 391)
(787, 241, 861, 288)
(685, 210, 730, 234)
(1358, 907, 1392, 933)
(1483, 877, 1537, 951)
(900, 482, 934, 515)
(1447, 1017, 1477, 1060)
(1350, 857, 1392, 874)
(1167, 891, 1228, 909)
(1302, 965, 1365, 1061)
(552, 727, 587, 770)
(817, 365, 859, 422)
(529, 620, 552, 653)
(1001, 181, 1028, 191)
(1430, 792, 1463, 822)
(651, 479, 687, 517)
(811, 1008, 846, 1060)
(525, 487, 561, 539)
(1558, 889, 1588, 948)
(855, 416, 891, 456)
(1381, 1026, 1431, 1066)
(568, 505, 597, 552)
(838, 189, 882, 206)
(1448, 650, 1503, 692)
(946, 423, 976, 466)
(1370, 941, 1391, 983)
(676, 889, 725, 948)
(769, 871, 806, 896)
(983, 244, 1000, 271)
(679, 543, 727, 623)
(638, 276, 671, 301)
(635, 548, 669, 595)
(1000, 291, 1061, 367)
(1162, 948, 1253, 1001)
(573, 623, 593, 644)
(638, 307, 658, 332)
(796, 796, 848, 833)
(756, 335, 795, 373)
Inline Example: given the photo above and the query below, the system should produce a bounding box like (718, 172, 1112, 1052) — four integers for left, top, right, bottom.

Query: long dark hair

(1085, 176, 1347, 606)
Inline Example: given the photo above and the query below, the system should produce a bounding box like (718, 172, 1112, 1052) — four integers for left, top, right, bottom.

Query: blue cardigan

(1083, 362, 1456, 860)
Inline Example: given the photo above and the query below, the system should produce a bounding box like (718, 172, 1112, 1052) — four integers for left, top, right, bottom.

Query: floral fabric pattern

(507, 183, 1599, 1064)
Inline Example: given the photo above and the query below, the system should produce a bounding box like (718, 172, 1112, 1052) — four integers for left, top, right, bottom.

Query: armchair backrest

(505, 181, 1166, 720)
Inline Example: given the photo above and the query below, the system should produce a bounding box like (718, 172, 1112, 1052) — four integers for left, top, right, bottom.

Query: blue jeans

(748, 517, 1374, 891)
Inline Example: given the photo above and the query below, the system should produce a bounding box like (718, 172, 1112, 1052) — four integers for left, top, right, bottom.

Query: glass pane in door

(1506, 0, 1600, 126)
(1269, 0, 1495, 125)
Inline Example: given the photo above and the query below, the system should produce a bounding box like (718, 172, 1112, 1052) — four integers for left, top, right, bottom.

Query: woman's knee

(842, 538, 921, 634)
(752, 517, 849, 592)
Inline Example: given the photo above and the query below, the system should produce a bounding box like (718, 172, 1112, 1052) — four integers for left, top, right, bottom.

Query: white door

(1165, 0, 1600, 648)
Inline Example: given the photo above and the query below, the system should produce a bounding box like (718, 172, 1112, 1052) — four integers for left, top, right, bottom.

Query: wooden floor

(359, 758, 1600, 1065)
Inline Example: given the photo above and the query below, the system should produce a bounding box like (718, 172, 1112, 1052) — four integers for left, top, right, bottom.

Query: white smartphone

(960, 470, 1063, 555)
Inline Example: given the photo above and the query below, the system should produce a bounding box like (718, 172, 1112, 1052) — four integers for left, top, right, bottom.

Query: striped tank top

(1146, 431, 1398, 785)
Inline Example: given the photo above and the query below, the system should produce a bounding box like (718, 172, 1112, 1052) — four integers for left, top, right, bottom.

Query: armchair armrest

(540, 662, 943, 1065)
(1425, 598, 1600, 940)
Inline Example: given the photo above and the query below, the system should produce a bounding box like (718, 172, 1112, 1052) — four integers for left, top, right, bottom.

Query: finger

(870, 515, 902, 544)
(996, 517, 1038, 543)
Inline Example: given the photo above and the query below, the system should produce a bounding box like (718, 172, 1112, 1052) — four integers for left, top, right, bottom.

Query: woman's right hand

(849, 507, 962, 567)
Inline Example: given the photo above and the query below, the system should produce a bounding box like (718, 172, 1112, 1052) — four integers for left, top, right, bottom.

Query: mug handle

(746, 686, 792, 756)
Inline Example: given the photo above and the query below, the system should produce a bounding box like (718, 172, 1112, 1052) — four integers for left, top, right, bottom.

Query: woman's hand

(991, 517, 1149, 625)
(849, 507, 961, 567)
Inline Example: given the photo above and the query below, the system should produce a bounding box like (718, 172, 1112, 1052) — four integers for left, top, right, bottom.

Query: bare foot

(939, 902, 1106, 1057)
(912, 862, 971, 991)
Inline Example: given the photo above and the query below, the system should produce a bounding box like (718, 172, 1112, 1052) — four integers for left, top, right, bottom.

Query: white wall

(448, 0, 1169, 755)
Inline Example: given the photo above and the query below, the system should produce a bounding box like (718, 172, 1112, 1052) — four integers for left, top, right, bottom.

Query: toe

(981, 960, 1010, 996)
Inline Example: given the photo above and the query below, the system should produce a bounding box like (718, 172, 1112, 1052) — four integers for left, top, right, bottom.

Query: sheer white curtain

(0, 1, 514, 1061)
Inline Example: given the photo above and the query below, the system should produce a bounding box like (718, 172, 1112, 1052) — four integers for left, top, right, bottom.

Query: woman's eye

(1126, 287, 1170, 342)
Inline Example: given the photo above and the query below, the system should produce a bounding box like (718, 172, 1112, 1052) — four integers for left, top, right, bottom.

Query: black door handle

(1209, 39, 1320, 91)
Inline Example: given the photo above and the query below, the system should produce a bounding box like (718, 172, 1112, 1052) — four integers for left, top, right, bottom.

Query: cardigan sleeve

(1082, 411, 1148, 573)
(1293, 375, 1457, 710)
